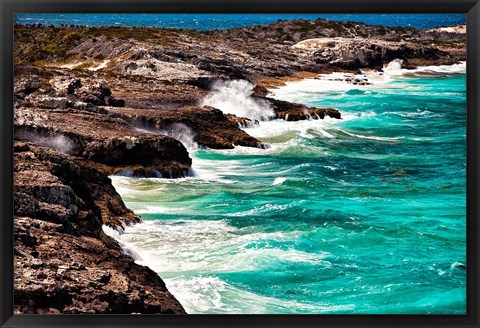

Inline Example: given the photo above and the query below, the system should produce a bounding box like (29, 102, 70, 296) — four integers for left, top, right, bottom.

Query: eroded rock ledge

(14, 142, 186, 314)
(14, 103, 193, 178)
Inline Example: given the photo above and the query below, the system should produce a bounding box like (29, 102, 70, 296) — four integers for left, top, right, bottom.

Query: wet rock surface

(267, 97, 341, 121)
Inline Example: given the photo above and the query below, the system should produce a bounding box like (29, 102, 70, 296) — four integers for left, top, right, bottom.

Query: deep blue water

(108, 63, 467, 314)
(15, 14, 466, 30)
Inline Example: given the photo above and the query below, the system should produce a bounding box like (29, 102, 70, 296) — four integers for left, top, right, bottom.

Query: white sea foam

(269, 60, 466, 104)
(244, 118, 337, 141)
(383, 58, 404, 76)
(268, 71, 392, 103)
(340, 111, 378, 122)
(102, 224, 123, 239)
(107, 219, 330, 275)
(133, 205, 194, 215)
(383, 110, 445, 119)
(402, 61, 466, 76)
(102, 217, 346, 314)
(339, 130, 402, 142)
(381, 59, 466, 78)
(201, 80, 275, 121)
(164, 275, 355, 314)
(272, 177, 287, 185)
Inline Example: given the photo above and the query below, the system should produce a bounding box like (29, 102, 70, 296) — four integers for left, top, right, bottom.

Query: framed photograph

(1, 0, 479, 327)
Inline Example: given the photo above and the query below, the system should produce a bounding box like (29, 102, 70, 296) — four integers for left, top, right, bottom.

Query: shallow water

(108, 62, 466, 314)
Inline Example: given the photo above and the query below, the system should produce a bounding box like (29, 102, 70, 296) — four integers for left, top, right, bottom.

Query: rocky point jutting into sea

(13, 19, 466, 314)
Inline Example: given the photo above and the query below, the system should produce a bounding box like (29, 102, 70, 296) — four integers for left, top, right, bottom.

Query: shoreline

(104, 60, 466, 314)
(13, 19, 466, 314)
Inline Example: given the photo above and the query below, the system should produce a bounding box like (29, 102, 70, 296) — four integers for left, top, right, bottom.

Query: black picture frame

(1, 1, 479, 327)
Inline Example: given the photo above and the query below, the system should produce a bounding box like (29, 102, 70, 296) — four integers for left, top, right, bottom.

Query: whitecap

(272, 177, 287, 185)
(339, 130, 402, 142)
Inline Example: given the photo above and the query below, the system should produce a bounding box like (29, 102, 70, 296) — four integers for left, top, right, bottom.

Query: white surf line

(268, 60, 466, 101)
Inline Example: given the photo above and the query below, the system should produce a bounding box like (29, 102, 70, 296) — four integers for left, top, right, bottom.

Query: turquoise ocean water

(107, 62, 467, 314)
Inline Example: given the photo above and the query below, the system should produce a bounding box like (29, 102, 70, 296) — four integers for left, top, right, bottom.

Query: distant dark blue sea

(15, 14, 466, 30)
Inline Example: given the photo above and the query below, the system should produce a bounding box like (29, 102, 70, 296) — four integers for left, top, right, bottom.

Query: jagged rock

(14, 77, 42, 99)
(46, 77, 125, 107)
(65, 35, 134, 60)
(78, 84, 119, 107)
(49, 77, 81, 96)
(14, 106, 192, 177)
(88, 84, 111, 98)
(67, 78, 82, 94)
(14, 142, 138, 230)
(106, 106, 265, 149)
(14, 20, 465, 83)
(297, 37, 453, 70)
(195, 57, 246, 78)
(82, 135, 192, 177)
(13, 143, 186, 314)
(224, 114, 259, 128)
(104, 96, 125, 107)
(259, 97, 341, 121)
(33, 96, 71, 109)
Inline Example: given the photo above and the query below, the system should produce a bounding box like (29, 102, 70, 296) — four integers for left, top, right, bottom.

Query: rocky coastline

(13, 19, 466, 314)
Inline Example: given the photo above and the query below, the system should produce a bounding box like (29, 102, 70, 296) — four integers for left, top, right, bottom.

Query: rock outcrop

(14, 142, 186, 314)
(266, 97, 341, 121)
(105, 106, 265, 149)
(14, 19, 465, 84)
(12, 18, 466, 314)
(14, 105, 193, 178)
(297, 37, 454, 70)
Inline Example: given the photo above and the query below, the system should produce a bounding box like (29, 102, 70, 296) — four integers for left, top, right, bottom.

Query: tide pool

(107, 62, 466, 314)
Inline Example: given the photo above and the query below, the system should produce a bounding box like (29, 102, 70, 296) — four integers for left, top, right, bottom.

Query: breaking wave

(201, 80, 275, 121)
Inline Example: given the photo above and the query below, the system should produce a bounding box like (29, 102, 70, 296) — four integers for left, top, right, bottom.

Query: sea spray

(158, 124, 199, 177)
(201, 80, 275, 121)
(383, 58, 404, 76)
(15, 130, 75, 154)
(111, 71, 466, 314)
(135, 123, 198, 151)
(159, 123, 198, 150)
(382, 59, 467, 77)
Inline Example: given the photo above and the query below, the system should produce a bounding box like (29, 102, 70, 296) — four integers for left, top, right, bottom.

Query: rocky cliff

(14, 142, 186, 314)
(12, 19, 465, 314)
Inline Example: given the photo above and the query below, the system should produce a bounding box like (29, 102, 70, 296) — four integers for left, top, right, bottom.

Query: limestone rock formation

(14, 142, 186, 314)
